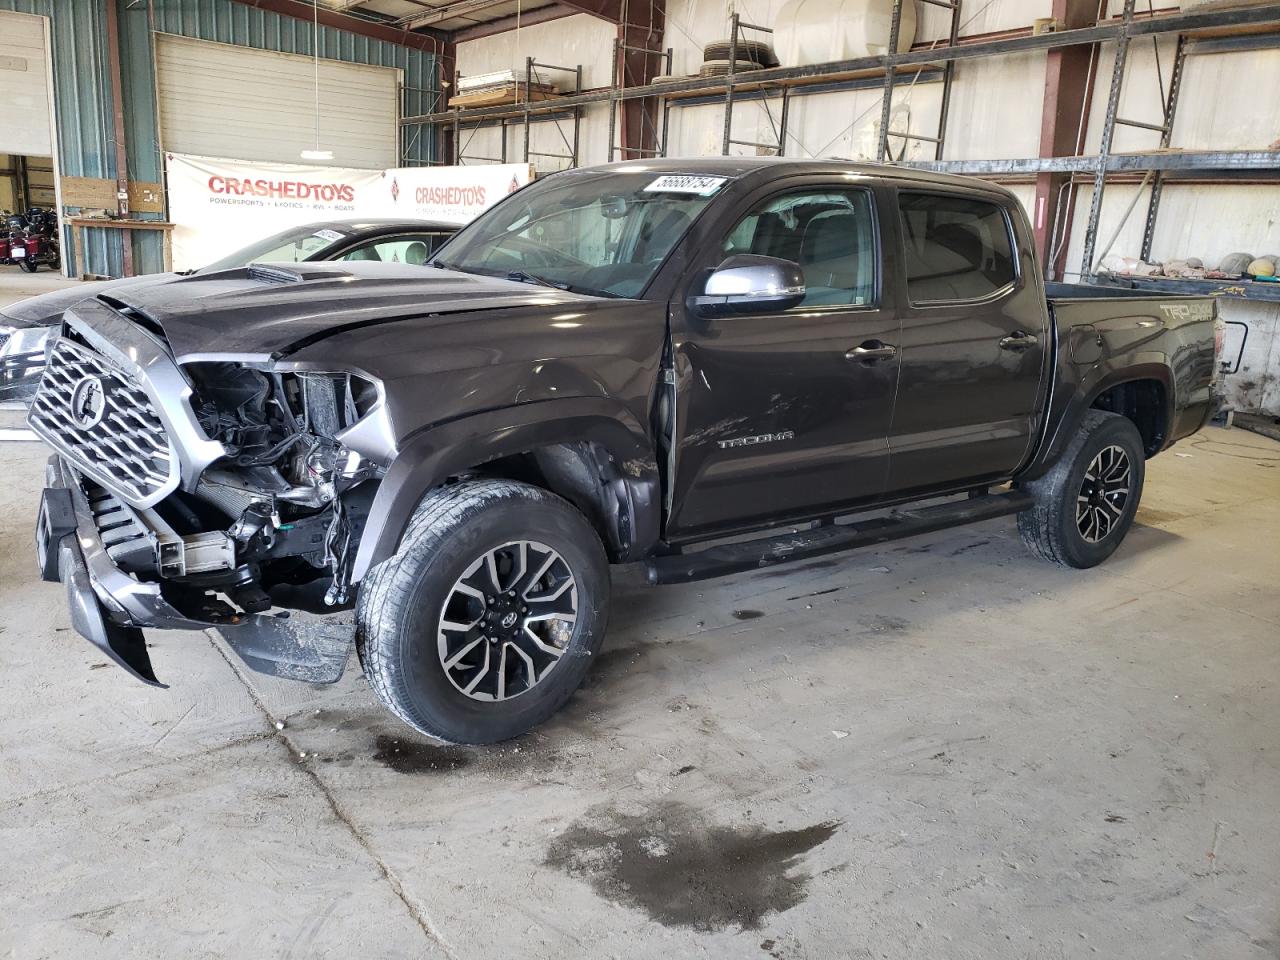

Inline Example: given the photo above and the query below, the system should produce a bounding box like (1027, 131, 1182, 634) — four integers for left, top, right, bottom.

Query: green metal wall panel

(0, 0, 438, 277)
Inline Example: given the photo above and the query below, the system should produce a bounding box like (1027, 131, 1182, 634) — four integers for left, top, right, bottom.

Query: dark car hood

(103, 261, 600, 360)
(1, 272, 181, 327)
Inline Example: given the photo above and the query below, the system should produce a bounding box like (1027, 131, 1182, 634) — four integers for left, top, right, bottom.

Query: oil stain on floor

(545, 801, 840, 932)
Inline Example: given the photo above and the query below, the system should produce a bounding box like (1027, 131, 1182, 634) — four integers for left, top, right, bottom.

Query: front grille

(28, 337, 174, 504)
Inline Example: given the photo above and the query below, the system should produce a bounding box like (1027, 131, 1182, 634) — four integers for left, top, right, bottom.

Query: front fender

(351, 397, 660, 581)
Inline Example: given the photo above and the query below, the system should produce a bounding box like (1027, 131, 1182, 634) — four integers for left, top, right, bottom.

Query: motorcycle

(0, 211, 17, 266)
(9, 207, 60, 273)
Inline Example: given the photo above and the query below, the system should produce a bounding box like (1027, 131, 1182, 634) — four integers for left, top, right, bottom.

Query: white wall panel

(0, 11, 53, 156)
(455, 14, 613, 171)
(942, 51, 1047, 159)
(916, 0, 1053, 42)
(155, 34, 399, 169)
(1173, 47, 1280, 151)
(1065, 183, 1280, 274)
(457, 14, 616, 87)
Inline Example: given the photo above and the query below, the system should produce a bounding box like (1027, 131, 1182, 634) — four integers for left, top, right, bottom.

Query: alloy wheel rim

(1076, 444, 1131, 543)
(437, 540, 578, 701)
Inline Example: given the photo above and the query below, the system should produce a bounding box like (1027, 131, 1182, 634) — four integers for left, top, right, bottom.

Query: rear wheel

(356, 478, 609, 744)
(1018, 409, 1145, 568)
(17, 259, 37, 273)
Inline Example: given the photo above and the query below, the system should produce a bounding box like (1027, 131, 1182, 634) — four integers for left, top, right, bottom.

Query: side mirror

(688, 255, 806, 317)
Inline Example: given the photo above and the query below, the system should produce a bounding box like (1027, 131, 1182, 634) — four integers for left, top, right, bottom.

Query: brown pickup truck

(30, 158, 1222, 743)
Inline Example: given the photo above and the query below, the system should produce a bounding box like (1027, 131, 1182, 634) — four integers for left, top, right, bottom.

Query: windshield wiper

(505, 270, 569, 290)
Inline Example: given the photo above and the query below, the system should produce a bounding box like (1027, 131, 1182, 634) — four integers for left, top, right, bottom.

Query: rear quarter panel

(1019, 293, 1216, 480)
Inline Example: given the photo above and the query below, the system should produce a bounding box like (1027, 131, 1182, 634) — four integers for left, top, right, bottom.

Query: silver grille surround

(26, 299, 227, 509)
(29, 337, 177, 505)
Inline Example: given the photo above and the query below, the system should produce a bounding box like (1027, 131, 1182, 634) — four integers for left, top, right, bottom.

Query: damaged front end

(28, 298, 393, 686)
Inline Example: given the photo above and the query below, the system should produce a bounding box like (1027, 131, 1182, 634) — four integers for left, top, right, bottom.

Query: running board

(645, 490, 1032, 585)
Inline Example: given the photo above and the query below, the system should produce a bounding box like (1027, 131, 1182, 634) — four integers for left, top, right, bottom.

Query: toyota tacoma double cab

(29, 158, 1222, 744)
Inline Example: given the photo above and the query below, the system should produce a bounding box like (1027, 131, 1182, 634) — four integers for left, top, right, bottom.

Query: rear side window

(898, 192, 1016, 303)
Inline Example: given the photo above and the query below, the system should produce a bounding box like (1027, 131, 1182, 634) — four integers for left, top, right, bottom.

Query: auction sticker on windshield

(643, 175, 728, 196)
(313, 229, 347, 243)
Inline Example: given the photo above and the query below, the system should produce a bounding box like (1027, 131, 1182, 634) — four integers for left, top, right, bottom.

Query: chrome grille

(28, 337, 175, 504)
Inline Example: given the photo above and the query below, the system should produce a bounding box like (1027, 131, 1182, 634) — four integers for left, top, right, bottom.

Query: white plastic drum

(775, 0, 917, 67)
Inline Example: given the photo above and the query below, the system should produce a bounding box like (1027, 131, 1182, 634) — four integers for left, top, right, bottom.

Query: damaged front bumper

(36, 456, 354, 687)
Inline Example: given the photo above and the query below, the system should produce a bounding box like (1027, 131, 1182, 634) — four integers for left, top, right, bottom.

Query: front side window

(721, 189, 876, 308)
(898, 192, 1016, 303)
(436, 171, 728, 298)
(339, 233, 453, 265)
(202, 225, 350, 271)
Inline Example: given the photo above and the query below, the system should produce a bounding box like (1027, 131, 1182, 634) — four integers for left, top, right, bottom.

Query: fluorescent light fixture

(301, 149, 334, 161)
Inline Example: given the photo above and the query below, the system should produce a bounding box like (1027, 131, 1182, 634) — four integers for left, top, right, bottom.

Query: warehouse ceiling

(320, 0, 563, 36)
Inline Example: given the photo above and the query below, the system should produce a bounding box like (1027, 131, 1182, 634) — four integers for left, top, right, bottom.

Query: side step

(646, 489, 1032, 585)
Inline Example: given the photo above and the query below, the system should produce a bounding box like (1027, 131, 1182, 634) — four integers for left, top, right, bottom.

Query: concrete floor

(2, 275, 1278, 959)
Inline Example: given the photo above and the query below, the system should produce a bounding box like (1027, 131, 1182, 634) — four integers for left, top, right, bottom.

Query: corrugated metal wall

(0, 0, 439, 277)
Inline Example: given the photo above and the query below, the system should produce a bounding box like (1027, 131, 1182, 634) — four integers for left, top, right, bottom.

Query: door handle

(999, 331, 1038, 351)
(846, 341, 897, 363)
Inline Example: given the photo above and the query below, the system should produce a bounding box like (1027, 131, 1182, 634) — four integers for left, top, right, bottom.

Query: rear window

(898, 192, 1016, 303)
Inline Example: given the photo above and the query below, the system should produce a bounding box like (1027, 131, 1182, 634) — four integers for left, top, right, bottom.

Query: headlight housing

(0, 324, 51, 359)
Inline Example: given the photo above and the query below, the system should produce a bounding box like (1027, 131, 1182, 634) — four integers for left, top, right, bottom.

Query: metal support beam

(1080, 0, 1137, 279)
(104, 0, 132, 276)
(902, 150, 1280, 175)
(230, 0, 452, 49)
(407, 0, 513, 29)
(557, 0, 623, 23)
(452, 4, 577, 41)
(1140, 34, 1188, 261)
(876, 0, 904, 161)
(617, 0, 666, 160)
(1033, 0, 1100, 280)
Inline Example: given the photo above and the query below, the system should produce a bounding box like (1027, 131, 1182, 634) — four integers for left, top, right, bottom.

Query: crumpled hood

(1, 272, 180, 327)
(104, 261, 597, 360)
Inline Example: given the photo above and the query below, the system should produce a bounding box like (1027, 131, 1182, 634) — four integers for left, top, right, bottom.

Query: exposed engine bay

(114, 362, 381, 621)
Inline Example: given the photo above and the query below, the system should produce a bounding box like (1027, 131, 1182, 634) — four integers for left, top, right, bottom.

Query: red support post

(1033, 0, 1100, 280)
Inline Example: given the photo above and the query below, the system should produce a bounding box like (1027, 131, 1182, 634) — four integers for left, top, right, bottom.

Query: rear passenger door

(885, 189, 1049, 496)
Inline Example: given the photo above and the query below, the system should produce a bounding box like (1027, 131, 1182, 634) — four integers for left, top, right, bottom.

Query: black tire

(703, 39, 779, 67)
(18, 259, 37, 273)
(1018, 409, 1146, 568)
(355, 478, 609, 744)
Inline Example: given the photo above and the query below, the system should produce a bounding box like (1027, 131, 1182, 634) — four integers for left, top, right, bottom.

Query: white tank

(774, 0, 917, 67)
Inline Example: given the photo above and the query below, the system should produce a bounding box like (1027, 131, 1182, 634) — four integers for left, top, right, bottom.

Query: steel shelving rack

(403, 0, 1280, 277)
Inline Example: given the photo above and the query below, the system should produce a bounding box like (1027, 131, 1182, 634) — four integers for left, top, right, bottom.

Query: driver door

(665, 183, 900, 540)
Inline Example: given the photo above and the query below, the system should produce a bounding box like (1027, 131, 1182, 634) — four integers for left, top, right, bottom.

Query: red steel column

(1033, 0, 1099, 280)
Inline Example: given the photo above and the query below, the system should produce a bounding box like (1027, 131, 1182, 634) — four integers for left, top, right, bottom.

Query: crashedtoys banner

(376, 163, 532, 224)
(166, 154, 381, 271)
(166, 153, 533, 271)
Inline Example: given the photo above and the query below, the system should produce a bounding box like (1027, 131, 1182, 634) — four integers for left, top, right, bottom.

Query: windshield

(435, 171, 729, 298)
(200, 224, 352, 272)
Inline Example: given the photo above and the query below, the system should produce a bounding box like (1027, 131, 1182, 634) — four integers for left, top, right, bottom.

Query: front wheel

(1018, 409, 1146, 568)
(356, 478, 609, 744)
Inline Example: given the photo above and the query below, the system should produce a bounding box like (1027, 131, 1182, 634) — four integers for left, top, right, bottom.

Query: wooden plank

(448, 84, 560, 108)
(58, 176, 117, 210)
(57, 177, 164, 214)
(127, 182, 164, 214)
